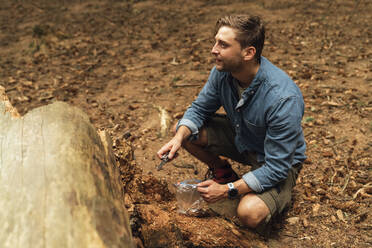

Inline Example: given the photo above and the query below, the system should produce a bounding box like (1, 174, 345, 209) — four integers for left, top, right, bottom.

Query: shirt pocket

(243, 119, 266, 137)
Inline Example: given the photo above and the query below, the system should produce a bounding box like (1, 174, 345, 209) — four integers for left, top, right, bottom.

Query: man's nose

(211, 43, 218, 55)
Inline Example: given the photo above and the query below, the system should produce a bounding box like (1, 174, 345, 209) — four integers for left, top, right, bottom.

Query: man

(157, 15, 306, 230)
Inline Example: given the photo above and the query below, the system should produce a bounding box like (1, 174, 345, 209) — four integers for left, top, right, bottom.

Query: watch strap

(227, 182, 238, 199)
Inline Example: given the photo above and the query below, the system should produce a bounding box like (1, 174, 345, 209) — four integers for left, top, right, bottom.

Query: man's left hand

(197, 180, 228, 203)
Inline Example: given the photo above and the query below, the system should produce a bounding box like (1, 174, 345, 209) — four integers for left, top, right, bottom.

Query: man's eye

(220, 43, 227, 48)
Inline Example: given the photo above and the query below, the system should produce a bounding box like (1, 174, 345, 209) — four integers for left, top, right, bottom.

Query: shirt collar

(233, 56, 267, 109)
(230, 56, 266, 94)
(248, 56, 267, 92)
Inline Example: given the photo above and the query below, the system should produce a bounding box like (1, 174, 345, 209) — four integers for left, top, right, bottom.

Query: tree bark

(0, 86, 134, 248)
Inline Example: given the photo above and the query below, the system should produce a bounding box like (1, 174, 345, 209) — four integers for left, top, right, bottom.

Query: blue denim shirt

(178, 56, 306, 192)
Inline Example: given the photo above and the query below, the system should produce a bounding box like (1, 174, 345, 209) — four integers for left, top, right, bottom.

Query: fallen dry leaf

(336, 209, 346, 222)
(287, 217, 300, 225)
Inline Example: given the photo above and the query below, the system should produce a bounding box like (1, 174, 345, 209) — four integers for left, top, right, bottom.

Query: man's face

(211, 26, 244, 73)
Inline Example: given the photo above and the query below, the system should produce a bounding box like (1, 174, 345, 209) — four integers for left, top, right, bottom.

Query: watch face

(228, 188, 238, 199)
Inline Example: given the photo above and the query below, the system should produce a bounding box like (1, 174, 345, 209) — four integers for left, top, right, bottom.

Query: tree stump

(0, 86, 135, 248)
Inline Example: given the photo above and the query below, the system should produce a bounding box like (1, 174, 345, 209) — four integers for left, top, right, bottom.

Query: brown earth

(1, 0, 371, 247)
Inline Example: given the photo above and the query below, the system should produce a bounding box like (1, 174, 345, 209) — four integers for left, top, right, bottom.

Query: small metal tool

(157, 151, 170, 171)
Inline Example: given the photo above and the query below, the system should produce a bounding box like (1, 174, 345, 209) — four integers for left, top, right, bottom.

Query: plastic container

(174, 179, 203, 215)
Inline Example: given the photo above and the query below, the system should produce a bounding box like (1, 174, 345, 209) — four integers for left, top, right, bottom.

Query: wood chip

(336, 209, 345, 222)
(287, 217, 300, 225)
(303, 218, 309, 227)
(312, 203, 321, 216)
(331, 215, 337, 223)
(322, 151, 333, 157)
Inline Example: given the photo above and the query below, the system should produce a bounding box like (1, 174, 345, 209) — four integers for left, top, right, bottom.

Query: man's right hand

(157, 136, 182, 160)
(157, 125, 191, 160)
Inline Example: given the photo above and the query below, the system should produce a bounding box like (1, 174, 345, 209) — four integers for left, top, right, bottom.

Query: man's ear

(242, 46, 256, 61)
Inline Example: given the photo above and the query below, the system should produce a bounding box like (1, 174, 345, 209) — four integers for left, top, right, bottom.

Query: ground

(0, 0, 371, 247)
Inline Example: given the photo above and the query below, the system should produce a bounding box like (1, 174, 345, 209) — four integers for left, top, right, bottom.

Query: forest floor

(1, 0, 371, 247)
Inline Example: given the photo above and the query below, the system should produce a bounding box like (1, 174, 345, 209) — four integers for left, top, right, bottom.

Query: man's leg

(172, 115, 242, 183)
(237, 194, 270, 228)
(171, 123, 229, 170)
(180, 128, 229, 170)
(237, 164, 303, 229)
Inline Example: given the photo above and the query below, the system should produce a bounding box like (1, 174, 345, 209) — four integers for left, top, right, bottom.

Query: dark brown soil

(1, 0, 371, 247)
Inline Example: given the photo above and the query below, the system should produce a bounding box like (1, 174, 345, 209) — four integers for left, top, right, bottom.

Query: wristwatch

(227, 182, 239, 199)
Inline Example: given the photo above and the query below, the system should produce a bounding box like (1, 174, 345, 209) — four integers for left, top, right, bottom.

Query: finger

(157, 148, 165, 158)
(157, 144, 171, 159)
(200, 193, 218, 203)
(197, 180, 214, 187)
(197, 186, 208, 194)
(204, 196, 214, 203)
(200, 194, 209, 202)
(168, 144, 180, 159)
(168, 153, 179, 161)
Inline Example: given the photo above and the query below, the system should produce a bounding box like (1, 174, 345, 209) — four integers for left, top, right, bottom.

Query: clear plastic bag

(174, 179, 203, 215)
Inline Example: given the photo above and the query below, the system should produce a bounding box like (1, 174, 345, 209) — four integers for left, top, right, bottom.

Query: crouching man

(157, 14, 306, 231)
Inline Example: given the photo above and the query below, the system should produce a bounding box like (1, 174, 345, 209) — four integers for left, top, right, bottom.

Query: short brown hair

(216, 15, 265, 63)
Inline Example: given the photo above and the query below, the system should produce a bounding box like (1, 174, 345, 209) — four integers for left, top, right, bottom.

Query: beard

(215, 56, 244, 73)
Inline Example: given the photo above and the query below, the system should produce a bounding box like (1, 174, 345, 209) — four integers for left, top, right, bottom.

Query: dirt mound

(114, 138, 265, 247)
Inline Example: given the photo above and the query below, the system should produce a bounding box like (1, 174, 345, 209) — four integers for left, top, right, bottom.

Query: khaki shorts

(204, 114, 302, 224)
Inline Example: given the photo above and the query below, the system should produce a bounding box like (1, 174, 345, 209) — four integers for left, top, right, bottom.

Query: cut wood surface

(0, 89, 134, 248)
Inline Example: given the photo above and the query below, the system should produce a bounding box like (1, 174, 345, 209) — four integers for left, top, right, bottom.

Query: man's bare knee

(237, 207, 262, 228)
(237, 194, 270, 228)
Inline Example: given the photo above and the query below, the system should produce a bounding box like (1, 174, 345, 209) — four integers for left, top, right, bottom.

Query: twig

(304, 131, 314, 137)
(98, 14, 117, 26)
(334, 137, 348, 145)
(355, 153, 371, 160)
(27, 2, 45, 12)
(330, 170, 337, 186)
(353, 182, 372, 199)
(331, 145, 338, 157)
(341, 173, 350, 192)
(283, 233, 298, 238)
(172, 163, 194, 169)
(351, 210, 368, 220)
